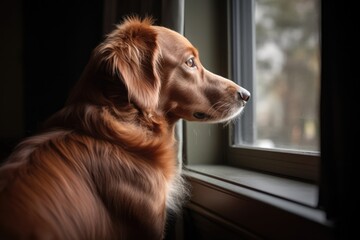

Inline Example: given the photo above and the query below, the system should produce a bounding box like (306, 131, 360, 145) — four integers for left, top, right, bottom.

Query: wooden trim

(184, 171, 333, 240)
(227, 146, 320, 182)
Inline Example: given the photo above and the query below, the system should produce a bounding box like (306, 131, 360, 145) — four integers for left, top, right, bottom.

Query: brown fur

(0, 17, 249, 240)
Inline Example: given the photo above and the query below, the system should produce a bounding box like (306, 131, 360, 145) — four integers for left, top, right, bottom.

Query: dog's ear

(97, 17, 161, 110)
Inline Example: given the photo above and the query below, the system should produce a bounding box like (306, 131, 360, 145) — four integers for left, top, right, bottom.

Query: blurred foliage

(255, 0, 320, 151)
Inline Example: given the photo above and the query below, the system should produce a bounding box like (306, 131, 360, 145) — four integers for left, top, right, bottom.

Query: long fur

(0, 16, 249, 240)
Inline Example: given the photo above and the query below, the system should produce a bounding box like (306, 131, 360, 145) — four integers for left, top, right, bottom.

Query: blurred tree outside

(254, 0, 320, 151)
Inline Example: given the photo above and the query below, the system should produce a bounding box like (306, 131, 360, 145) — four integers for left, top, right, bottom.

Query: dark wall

(23, 1, 104, 135)
(22, 0, 162, 136)
(0, 0, 164, 161)
(0, 1, 104, 160)
(0, 0, 24, 160)
(319, 0, 358, 238)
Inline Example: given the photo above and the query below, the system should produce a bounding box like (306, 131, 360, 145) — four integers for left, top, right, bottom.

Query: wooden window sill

(183, 165, 333, 239)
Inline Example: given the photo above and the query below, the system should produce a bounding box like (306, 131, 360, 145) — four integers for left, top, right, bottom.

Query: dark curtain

(319, 1, 358, 239)
(114, 0, 162, 27)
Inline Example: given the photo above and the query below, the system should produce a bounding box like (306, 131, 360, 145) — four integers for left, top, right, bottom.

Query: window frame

(227, 0, 320, 183)
(181, 0, 332, 237)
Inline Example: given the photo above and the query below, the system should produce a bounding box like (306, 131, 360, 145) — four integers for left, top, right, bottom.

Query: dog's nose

(238, 88, 250, 102)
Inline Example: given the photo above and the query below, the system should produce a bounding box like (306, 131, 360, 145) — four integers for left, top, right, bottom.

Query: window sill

(186, 165, 317, 207)
(183, 165, 333, 239)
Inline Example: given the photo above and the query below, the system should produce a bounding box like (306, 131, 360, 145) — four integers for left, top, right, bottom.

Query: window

(228, 0, 320, 182)
(183, 0, 321, 205)
(182, 1, 332, 237)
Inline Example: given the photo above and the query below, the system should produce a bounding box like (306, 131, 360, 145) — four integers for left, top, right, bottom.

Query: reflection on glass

(254, 0, 320, 152)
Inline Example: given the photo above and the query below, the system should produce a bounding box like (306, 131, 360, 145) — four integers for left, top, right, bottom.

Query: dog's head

(92, 17, 250, 124)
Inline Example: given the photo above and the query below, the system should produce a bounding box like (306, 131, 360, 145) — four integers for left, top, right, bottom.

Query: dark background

(0, 0, 163, 161)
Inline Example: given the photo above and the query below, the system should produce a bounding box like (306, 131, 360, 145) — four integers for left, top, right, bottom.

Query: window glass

(239, 0, 320, 152)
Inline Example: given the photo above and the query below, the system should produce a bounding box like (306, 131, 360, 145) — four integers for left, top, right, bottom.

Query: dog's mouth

(192, 104, 245, 123)
(193, 112, 210, 120)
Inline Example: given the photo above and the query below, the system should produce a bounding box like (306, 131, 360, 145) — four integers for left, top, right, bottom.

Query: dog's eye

(185, 57, 197, 68)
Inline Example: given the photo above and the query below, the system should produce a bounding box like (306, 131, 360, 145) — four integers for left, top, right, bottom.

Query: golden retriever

(0, 17, 250, 240)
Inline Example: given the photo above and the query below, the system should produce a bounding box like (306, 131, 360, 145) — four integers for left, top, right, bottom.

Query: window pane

(245, 0, 320, 152)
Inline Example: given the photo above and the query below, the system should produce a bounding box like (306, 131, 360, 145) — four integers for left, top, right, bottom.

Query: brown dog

(0, 17, 250, 239)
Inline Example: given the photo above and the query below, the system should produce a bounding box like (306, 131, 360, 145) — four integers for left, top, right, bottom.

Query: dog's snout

(237, 88, 251, 102)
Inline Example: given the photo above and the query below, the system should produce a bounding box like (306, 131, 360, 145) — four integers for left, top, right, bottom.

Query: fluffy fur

(0, 17, 250, 240)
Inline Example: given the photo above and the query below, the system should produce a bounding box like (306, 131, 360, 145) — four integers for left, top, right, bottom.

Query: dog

(0, 17, 250, 240)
